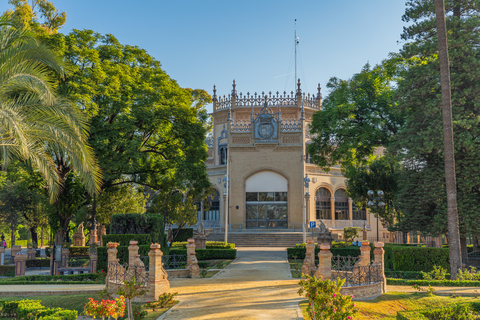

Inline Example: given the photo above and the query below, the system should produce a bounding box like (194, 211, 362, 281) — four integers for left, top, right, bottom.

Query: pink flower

(333, 294, 336, 297)
(351, 295, 353, 298)
(353, 304, 355, 307)
(348, 317, 351, 319)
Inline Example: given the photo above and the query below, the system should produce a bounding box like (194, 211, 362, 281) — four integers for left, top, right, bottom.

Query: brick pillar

(26, 248, 36, 260)
(358, 241, 370, 266)
(301, 240, 315, 276)
(147, 243, 169, 300)
(186, 239, 200, 278)
(314, 244, 332, 279)
(330, 197, 336, 228)
(0, 247, 4, 265)
(107, 242, 119, 265)
(90, 252, 97, 274)
(90, 229, 97, 246)
(14, 253, 26, 277)
(374, 241, 387, 293)
(61, 248, 69, 268)
(128, 240, 139, 266)
(348, 199, 353, 227)
(11, 245, 21, 257)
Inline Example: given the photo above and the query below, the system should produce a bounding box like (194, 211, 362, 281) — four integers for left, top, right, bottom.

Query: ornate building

(199, 80, 391, 241)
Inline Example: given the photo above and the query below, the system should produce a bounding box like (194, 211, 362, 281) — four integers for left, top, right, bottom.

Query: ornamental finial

(232, 79, 237, 96)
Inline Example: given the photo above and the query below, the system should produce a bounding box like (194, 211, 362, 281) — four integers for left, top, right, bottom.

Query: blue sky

(1, 1, 408, 112)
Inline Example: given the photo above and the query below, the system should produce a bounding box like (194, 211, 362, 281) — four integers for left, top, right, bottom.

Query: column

(128, 240, 139, 266)
(348, 198, 353, 227)
(358, 241, 370, 267)
(200, 200, 204, 223)
(90, 252, 97, 274)
(0, 247, 5, 265)
(374, 241, 387, 293)
(89, 229, 97, 247)
(107, 242, 119, 265)
(305, 193, 311, 223)
(330, 197, 335, 228)
(186, 239, 200, 278)
(301, 240, 315, 277)
(14, 253, 26, 277)
(26, 248, 36, 260)
(61, 248, 69, 268)
(314, 244, 332, 279)
(147, 243, 170, 300)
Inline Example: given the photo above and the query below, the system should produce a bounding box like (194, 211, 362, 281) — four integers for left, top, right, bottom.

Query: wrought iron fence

(331, 263, 382, 287)
(106, 262, 149, 288)
(3, 254, 13, 265)
(163, 254, 187, 270)
(331, 255, 360, 271)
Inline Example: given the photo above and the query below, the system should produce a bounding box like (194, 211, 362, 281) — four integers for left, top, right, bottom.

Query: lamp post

(367, 190, 385, 242)
(303, 174, 311, 243)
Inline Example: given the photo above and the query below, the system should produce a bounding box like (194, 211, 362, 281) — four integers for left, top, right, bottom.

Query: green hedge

(169, 248, 237, 260)
(5, 273, 103, 283)
(397, 302, 480, 319)
(171, 228, 194, 242)
(387, 278, 480, 287)
(102, 234, 152, 247)
(68, 246, 89, 257)
(0, 265, 14, 276)
(26, 259, 50, 268)
(0, 300, 77, 319)
(110, 213, 165, 245)
(388, 247, 450, 272)
(171, 241, 235, 249)
(287, 247, 361, 260)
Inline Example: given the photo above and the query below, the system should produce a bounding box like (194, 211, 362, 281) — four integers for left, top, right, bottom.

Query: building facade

(199, 80, 391, 241)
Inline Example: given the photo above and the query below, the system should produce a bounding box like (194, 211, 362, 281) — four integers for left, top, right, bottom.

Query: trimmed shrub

(390, 247, 450, 272)
(171, 228, 194, 242)
(26, 259, 50, 268)
(171, 241, 235, 249)
(169, 248, 237, 260)
(287, 247, 361, 259)
(397, 302, 478, 320)
(0, 265, 15, 276)
(387, 278, 480, 287)
(102, 234, 152, 247)
(0, 300, 77, 320)
(110, 213, 165, 245)
(68, 246, 89, 257)
(6, 273, 103, 282)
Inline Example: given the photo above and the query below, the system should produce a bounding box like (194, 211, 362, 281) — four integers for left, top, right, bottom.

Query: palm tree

(0, 14, 101, 200)
(434, 0, 462, 279)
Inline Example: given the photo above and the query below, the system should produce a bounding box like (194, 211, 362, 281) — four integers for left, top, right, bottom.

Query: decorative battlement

(281, 119, 302, 132)
(213, 80, 322, 111)
(231, 120, 251, 132)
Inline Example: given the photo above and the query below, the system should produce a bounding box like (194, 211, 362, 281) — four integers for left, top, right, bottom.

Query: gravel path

(164, 247, 302, 320)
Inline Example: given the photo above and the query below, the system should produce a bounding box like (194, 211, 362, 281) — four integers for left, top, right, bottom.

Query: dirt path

(164, 247, 302, 320)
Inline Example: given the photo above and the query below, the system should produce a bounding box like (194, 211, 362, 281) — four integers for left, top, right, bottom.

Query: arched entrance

(245, 171, 288, 229)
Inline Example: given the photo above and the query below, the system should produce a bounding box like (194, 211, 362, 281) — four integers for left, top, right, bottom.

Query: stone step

(206, 233, 318, 247)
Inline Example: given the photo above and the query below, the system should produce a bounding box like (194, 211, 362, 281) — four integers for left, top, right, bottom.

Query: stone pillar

(11, 245, 21, 257)
(374, 242, 387, 293)
(200, 200, 204, 223)
(358, 241, 371, 267)
(26, 248, 36, 260)
(107, 242, 119, 265)
(186, 239, 200, 278)
(301, 240, 315, 276)
(14, 253, 26, 277)
(348, 199, 353, 227)
(147, 243, 170, 300)
(314, 244, 332, 279)
(406, 232, 410, 244)
(90, 252, 97, 274)
(305, 193, 311, 224)
(89, 229, 97, 247)
(61, 248, 69, 268)
(128, 240, 139, 266)
(330, 197, 336, 228)
(0, 247, 4, 265)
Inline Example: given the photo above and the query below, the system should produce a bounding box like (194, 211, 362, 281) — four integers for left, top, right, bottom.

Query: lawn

(0, 293, 176, 319)
(299, 292, 480, 319)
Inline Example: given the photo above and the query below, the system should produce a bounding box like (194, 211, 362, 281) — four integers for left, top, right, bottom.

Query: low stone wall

(166, 269, 190, 278)
(340, 282, 383, 301)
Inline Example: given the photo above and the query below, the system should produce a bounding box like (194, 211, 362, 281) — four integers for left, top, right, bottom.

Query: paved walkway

(164, 247, 302, 320)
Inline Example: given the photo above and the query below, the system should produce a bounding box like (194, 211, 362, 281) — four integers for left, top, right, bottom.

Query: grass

(299, 292, 480, 319)
(0, 293, 177, 319)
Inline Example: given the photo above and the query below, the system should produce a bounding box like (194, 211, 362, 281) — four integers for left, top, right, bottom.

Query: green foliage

(169, 248, 237, 260)
(0, 265, 15, 276)
(171, 241, 235, 249)
(0, 299, 77, 320)
(171, 228, 194, 242)
(343, 227, 361, 244)
(298, 274, 357, 320)
(457, 267, 480, 281)
(390, 247, 450, 272)
(26, 258, 50, 268)
(96, 185, 147, 225)
(102, 234, 152, 247)
(116, 277, 148, 320)
(397, 302, 477, 320)
(421, 265, 448, 280)
(385, 271, 426, 280)
(68, 246, 89, 257)
(386, 279, 480, 287)
(146, 292, 178, 310)
(4, 273, 103, 283)
(110, 213, 164, 245)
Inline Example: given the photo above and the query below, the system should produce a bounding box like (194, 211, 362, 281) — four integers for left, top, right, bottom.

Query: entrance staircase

(207, 231, 318, 247)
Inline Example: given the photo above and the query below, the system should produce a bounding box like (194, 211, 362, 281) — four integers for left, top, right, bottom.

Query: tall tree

(434, 0, 462, 279)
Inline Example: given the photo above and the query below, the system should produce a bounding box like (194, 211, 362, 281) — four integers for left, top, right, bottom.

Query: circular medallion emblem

(258, 122, 274, 139)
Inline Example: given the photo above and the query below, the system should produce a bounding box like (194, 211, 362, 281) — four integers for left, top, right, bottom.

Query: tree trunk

(460, 236, 467, 267)
(473, 236, 478, 252)
(30, 227, 38, 246)
(10, 222, 15, 247)
(434, 0, 462, 279)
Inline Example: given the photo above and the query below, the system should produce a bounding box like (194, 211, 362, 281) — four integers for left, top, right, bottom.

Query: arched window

(334, 189, 348, 220)
(316, 187, 331, 219)
(352, 203, 367, 220)
(204, 190, 220, 220)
